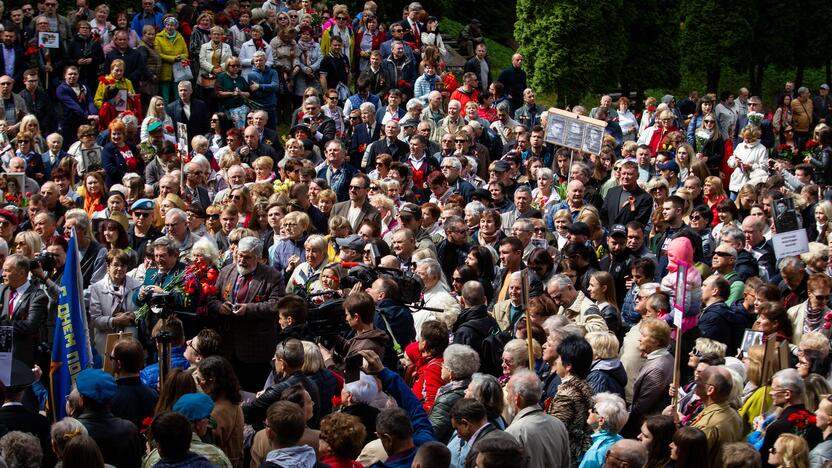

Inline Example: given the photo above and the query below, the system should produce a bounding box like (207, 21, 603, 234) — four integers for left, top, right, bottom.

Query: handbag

(198, 73, 216, 88)
(172, 61, 193, 82)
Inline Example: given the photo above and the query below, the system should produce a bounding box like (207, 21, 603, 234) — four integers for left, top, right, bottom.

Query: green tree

(679, 0, 753, 93)
(515, 0, 626, 107)
(619, 0, 680, 110)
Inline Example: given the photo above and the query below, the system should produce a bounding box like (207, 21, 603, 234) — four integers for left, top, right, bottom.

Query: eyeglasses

(689, 215, 702, 221)
(713, 251, 733, 258)
(207, 214, 220, 220)
(813, 294, 830, 301)
(164, 222, 181, 228)
(534, 227, 545, 233)
(691, 348, 703, 357)
(328, 95, 338, 100)
(210, 118, 219, 122)
(283, 222, 298, 227)
(454, 139, 467, 143)
(349, 185, 366, 191)
(133, 211, 151, 218)
(227, 64, 241, 68)
(336, 16, 348, 20)
(369, 185, 379, 190)
(230, 194, 243, 200)
(703, 120, 716, 124)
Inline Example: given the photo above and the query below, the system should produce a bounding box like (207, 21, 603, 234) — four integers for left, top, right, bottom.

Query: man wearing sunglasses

(128, 198, 162, 265)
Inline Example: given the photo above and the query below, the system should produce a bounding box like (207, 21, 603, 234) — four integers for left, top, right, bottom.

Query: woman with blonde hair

(739, 344, 772, 433)
(587, 272, 621, 338)
(728, 125, 769, 196)
(675, 143, 695, 180)
(93, 58, 136, 109)
(735, 184, 758, 220)
(768, 433, 809, 468)
(141, 96, 175, 140)
(13, 231, 42, 259)
(14, 114, 46, 153)
(809, 200, 832, 243)
(585, 332, 626, 399)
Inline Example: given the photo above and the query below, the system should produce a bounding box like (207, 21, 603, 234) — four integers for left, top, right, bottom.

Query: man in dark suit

(166, 81, 209, 145)
(346, 108, 373, 168)
(182, 162, 212, 209)
(330, 173, 381, 232)
(451, 398, 519, 466)
(398, 2, 424, 52)
(109, 337, 158, 428)
(19, 69, 54, 134)
(251, 109, 285, 161)
(0, 361, 53, 465)
(362, 119, 409, 170)
(0, 29, 24, 87)
(317, 140, 358, 202)
(206, 236, 283, 392)
(463, 43, 492, 93)
(0, 255, 47, 368)
(601, 160, 653, 227)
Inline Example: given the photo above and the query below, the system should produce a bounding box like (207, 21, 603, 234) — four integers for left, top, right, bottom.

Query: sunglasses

(17, 140, 31, 143)
(813, 294, 830, 301)
(703, 120, 715, 124)
(133, 211, 151, 218)
(207, 214, 220, 220)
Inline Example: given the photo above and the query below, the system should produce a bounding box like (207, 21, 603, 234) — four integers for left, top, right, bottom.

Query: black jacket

(602, 186, 653, 227)
(374, 298, 416, 352)
(166, 98, 210, 144)
(78, 410, 143, 468)
(0, 404, 54, 466)
(586, 359, 627, 400)
(110, 375, 159, 428)
(698, 301, 747, 356)
(734, 250, 758, 282)
(243, 371, 321, 430)
(105, 47, 145, 87)
(429, 380, 469, 443)
(452, 305, 498, 355)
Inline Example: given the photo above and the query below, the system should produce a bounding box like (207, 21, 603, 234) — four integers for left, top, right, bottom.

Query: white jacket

(727, 140, 768, 192)
(238, 40, 274, 79)
(199, 41, 233, 77)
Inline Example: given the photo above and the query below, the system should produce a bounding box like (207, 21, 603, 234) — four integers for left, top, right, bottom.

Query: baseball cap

(398, 203, 422, 220)
(566, 222, 590, 237)
(656, 160, 680, 174)
(335, 234, 365, 251)
(821, 84, 830, 90)
(492, 160, 511, 173)
(609, 224, 627, 238)
(714, 244, 737, 257)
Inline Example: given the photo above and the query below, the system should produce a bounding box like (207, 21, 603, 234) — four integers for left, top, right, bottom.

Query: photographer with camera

(319, 291, 397, 371)
(134, 237, 190, 345)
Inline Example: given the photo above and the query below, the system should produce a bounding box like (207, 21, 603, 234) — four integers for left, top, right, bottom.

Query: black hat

(566, 222, 590, 237)
(472, 188, 493, 202)
(609, 224, 627, 238)
(6, 359, 36, 391)
(492, 160, 511, 172)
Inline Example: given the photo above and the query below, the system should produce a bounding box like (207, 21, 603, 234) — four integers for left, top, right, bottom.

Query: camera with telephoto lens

(31, 252, 56, 276)
(339, 265, 424, 304)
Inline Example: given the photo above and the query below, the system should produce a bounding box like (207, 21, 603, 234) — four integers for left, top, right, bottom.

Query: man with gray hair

(1, 253, 48, 367)
(415, 257, 461, 329)
(164, 208, 202, 262)
(207, 236, 284, 391)
(302, 95, 336, 151)
(181, 161, 211, 209)
(248, 50, 278, 128)
(505, 369, 570, 468)
(720, 226, 757, 281)
(759, 367, 822, 458)
(166, 79, 209, 144)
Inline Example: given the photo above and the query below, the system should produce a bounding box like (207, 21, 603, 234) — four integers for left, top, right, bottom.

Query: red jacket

(406, 341, 445, 413)
(353, 30, 386, 60)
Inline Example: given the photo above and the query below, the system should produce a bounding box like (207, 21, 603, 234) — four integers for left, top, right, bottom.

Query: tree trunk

(706, 68, 721, 94)
(634, 88, 645, 114)
(754, 61, 766, 100)
(795, 59, 805, 90)
(826, 59, 831, 88)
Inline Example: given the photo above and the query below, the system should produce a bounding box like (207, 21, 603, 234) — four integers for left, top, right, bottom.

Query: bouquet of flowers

(554, 182, 568, 202)
(747, 111, 764, 127)
(802, 140, 820, 163)
(274, 179, 295, 194)
(135, 258, 218, 320)
(694, 128, 712, 154)
(772, 144, 795, 164)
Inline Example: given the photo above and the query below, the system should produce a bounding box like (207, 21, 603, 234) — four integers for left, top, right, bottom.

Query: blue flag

(49, 229, 92, 421)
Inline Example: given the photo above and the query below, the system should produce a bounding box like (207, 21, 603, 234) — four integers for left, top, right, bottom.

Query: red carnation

(206, 268, 219, 282)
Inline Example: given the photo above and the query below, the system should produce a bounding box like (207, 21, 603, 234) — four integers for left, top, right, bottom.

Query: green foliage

(621, 0, 680, 94)
(515, 0, 625, 106)
(439, 18, 515, 72)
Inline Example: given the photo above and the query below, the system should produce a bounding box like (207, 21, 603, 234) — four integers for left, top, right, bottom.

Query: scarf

(478, 229, 499, 245)
(805, 304, 826, 333)
(297, 38, 316, 65)
(253, 38, 266, 50)
(165, 30, 177, 41)
(84, 192, 104, 217)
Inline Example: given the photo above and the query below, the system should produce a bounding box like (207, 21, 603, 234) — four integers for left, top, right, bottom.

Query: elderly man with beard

(207, 236, 283, 391)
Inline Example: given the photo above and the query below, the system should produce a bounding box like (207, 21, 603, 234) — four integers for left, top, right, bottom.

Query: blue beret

(173, 393, 215, 421)
(75, 368, 117, 403)
(130, 198, 155, 211)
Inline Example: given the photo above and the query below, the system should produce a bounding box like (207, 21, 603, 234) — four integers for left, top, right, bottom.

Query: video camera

(339, 264, 424, 304)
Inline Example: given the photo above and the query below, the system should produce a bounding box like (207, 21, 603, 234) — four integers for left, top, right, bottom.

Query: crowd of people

(0, 0, 831, 467)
